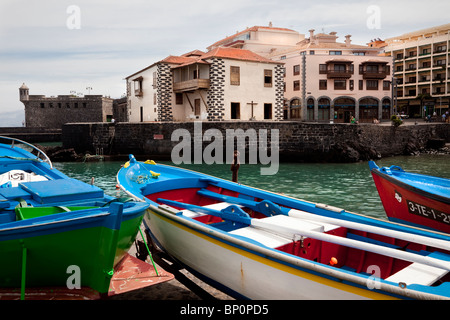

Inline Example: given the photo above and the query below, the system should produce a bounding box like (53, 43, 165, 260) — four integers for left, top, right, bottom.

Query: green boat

(0, 137, 151, 299)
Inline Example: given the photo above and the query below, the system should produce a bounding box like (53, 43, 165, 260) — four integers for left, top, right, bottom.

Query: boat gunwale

(370, 167, 450, 205)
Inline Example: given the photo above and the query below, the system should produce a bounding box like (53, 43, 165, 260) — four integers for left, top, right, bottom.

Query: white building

(384, 23, 450, 118)
(207, 23, 304, 57)
(126, 48, 284, 122)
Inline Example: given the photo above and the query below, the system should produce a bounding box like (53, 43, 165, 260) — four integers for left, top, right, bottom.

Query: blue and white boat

(117, 154, 450, 300)
(0, 137, 159, 299)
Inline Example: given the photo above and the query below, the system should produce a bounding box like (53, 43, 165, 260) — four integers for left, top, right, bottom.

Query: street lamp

(86, 86, 92, 95)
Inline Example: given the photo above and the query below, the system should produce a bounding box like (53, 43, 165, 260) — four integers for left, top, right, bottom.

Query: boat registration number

(407, 200, 450, 225)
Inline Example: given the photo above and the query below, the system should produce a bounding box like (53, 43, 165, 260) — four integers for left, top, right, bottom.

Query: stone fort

(19, 83, 118, 128)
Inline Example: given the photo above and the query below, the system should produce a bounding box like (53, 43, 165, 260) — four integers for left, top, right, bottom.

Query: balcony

(361, 70, 389, 80)
(325, 69, 353, 79)
(173, 79, 210, 93)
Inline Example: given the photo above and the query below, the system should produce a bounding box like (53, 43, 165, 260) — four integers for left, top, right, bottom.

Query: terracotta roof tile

(201, 47, 279, 64)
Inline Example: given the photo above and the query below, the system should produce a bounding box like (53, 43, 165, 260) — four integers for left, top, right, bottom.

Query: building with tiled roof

(125, 47, 284, 122)
(207, 23, 304, 57)
(269, 29, 393, 122)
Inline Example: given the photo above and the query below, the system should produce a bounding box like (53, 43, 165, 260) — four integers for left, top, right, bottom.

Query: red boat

(369, 161, 450, 234)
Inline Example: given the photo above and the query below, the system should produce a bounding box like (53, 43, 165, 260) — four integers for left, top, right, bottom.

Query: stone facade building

(126, 47, 284, 122)
(19, 83, 114, 128)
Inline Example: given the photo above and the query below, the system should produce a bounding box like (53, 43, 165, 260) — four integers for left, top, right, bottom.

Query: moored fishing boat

(369, 161, 450, 234)
(117, 154, 450, 300)
(0, 137, 170, 299)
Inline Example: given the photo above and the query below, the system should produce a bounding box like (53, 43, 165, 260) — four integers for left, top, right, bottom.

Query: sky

(0, 0, 449, 126)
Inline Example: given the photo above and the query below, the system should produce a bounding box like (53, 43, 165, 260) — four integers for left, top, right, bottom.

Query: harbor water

(53, 153, 450, 221)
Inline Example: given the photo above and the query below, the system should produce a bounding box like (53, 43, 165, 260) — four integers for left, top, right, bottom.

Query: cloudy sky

(0, 0, 449, 126)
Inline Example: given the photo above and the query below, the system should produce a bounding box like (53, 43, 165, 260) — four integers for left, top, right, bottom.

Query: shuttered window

(264, 69, 272, 87)
(230, 66, 240, 85)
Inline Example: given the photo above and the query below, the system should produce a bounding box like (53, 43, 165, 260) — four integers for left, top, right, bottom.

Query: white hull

(145, 209, 398, 300)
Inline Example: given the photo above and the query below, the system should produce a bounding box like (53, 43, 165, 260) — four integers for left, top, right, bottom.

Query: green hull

(0, 214, 144, 294)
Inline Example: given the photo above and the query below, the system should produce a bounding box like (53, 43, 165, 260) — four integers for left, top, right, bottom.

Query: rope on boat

(138, 226, 159, 277)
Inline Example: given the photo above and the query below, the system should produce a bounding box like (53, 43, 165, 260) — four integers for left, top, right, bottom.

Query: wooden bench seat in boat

(385, 251, 450, 286)
(229, 215, 340, 248)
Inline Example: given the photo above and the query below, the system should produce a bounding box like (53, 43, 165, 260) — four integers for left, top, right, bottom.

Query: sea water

(53, 153, 450, 220)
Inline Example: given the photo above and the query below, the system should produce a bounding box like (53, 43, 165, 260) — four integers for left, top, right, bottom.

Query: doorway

(231, 103, 240, 119)
(264, 103, 272, 119)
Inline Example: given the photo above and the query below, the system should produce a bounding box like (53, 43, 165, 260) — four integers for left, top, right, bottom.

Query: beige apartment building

(384, 24, 450, 118)
(207, 23, 304, 57)
(269, 30, 393, 123)
(125, 47, 284, 122)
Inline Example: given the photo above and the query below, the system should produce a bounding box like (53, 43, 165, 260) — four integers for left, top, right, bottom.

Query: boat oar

(196, 188, 450, 252)
(157, 198, 450, 271)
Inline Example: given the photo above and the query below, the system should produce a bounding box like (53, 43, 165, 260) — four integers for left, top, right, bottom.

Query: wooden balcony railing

(173, 79, 210, 93)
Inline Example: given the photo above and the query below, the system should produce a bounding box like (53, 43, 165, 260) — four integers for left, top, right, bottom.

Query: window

(74, 102, 78, 108)
(193, 69, 199, 79)
(293, 80, 300, 91)
(134, 77, 143, 96)
(367, 80, 379, 90)
(359, 80, 363, 90)
(49, 103, 53, 108)
(153, 93, 157, 105)
(40, 103, 45, 108)
(334, 80, 346, 90)
(230, 66, 240, 85)
(264, 69, 272, 87)
(353, 52, 365, 56)
(383, 81, 390, 90)
(319, 80, 327, 90)
(309, 50, 315, 55)
(280, 55, 286, 60)
(334, 64, 346, 71)
(293, 65, 300, 76)
(153, 72, 157, 88)
(349, 80, 354, 91)
(58, 103, 62, 108)
(82, 102, 87, 108)
(329, 51, 342, 55)
(436, 45, 447, 52)
(366, 65, 379, 72)
(176, 93, 183, 104)
(319, 64, 327, 74)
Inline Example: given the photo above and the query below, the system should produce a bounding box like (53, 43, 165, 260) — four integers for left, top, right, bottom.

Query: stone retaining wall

(62, 122, 450, 162)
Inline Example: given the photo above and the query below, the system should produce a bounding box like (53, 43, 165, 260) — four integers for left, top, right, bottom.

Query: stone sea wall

(62, 122, 450, 163)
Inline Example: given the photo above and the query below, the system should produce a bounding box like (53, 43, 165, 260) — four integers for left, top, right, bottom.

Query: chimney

(345, 35, 352, 47)
(269, 21, 273, 28)
(309, 29, 315, 44)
